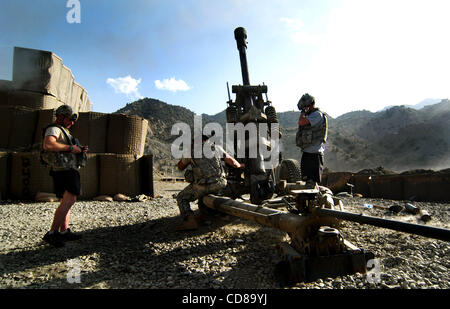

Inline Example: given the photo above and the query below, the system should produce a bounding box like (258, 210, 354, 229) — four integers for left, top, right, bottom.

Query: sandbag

(107, 114, 148, 156)
(10, 152, 54, 200)
(12, 47, 62, 97)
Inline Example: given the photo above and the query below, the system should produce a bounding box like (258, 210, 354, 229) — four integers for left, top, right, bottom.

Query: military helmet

(55, 105, 78, 121)
(297, 93, 315, 110)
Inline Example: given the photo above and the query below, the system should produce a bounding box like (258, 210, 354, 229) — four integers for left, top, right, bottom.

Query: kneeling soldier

(176, 135, 244, 231)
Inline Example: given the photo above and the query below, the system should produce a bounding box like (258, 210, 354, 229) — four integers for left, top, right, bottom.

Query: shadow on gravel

(0, 213, 284, 288)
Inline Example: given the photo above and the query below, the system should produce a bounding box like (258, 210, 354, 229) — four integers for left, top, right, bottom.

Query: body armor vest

(190, 148, 225, 185)
(40, 124, 86, 170)
(296, 108, 328, 150)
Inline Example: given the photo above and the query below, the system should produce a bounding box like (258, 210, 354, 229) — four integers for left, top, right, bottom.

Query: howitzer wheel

(265, 106, 279, 123)
(279, 159, 302, 183)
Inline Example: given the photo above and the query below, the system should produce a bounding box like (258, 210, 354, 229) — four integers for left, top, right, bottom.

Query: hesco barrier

(32, 109, 56, 151)
(78, 153, 99, 199)
(8, 47, 91, 113)
(1, 152, 154, 200)
(0, 106, 38, 151)
(13, 47, 63, 98)
(107, 114, 148, 156)
(9, 152, 54, 200)
(0, 152, 8, 200)
(0, 109, 146, 156)
(323, 172, 450, 202)
(71, 112, 109, 153)
(139, 154, 155, 198)
(98, 154, 141, 198)
(7, 90, 62, 110)
(0, 80, 13, 105)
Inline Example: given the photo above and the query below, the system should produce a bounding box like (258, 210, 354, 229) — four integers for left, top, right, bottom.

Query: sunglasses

(65, 114, 78, 122)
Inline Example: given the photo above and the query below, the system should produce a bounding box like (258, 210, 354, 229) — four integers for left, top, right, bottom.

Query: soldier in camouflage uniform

(41, 105, 88, 247)
(176, 135, 244, 231)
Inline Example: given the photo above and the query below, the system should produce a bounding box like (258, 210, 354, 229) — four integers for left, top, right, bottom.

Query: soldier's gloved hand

(70, 145, 83, 154)
(82, 145, 89, 153)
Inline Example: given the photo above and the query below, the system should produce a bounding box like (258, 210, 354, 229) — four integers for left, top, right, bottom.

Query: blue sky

(1, 0, 449, 118)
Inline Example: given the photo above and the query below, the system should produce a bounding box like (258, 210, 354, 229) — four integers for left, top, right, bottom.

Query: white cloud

(280, 17, 323, 45)
(154, 77, 191, 92)
(106, 75, 143, 99)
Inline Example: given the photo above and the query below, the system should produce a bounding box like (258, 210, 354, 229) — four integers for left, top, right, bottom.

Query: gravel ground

(0, 180, 448, 289)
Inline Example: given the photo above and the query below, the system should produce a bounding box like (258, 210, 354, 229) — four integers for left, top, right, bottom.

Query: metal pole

(315, 208, 450, 242)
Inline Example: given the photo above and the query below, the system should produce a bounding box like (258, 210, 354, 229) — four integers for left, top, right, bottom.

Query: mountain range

(115, 98, 450, 175)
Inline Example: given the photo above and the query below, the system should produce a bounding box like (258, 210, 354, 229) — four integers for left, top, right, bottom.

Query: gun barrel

(315, 208, 450, 242)
(234, 27, 250, 86)
(202, 194, 309, 234)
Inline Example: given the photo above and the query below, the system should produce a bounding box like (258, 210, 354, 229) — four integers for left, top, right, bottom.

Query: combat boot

(175, 215, 198, 231)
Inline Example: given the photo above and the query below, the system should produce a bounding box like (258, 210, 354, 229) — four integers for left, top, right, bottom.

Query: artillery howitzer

(203, 186, 450, 284)
(224, 27, 281, 205)
(209, 27, 450, 284)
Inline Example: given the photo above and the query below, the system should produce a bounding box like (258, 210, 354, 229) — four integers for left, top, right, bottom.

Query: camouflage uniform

(177, 146, 227, 218)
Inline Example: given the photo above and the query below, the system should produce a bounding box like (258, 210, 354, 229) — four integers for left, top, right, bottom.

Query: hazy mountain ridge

(114, 98, 450, 174)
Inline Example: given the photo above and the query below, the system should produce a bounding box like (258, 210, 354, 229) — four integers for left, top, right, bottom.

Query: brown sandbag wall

(9, 152, 54, 200)
(107, 114, 148, 156)
(139, 154, 155, 198)
(71, 112, 109, 153)
(5, 47, 91, 113)
(98, 154, 141, 198)
(323, 172, 450, 202)
(0, 106, 38, 151)
(0, 109, 146, 156)
(1, 152, 154, 200)
(0, 152, 8, 200)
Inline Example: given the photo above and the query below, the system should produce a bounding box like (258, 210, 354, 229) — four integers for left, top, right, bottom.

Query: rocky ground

(0, 180, 448, 290)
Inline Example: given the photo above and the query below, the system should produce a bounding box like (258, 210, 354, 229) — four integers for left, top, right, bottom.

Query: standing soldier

(296, 93, 328, 186)
(41, 105, 88, 247)
(176, 135, 244, 231)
